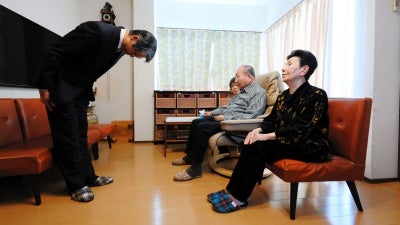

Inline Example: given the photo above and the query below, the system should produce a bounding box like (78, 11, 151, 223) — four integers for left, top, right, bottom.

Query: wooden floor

(1, 139, 400, 225)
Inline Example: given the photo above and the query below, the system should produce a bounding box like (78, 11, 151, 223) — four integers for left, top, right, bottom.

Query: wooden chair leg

(107, 134, 112, 148)
(346, 180, 363, 211)
(28, 174, 41, 205)
(290, 182, 299, 220)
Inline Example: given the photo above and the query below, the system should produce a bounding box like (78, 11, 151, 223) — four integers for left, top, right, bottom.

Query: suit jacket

(36, 21, 125, 104)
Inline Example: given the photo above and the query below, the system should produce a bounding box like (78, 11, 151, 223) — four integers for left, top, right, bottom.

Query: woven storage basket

(197, 93, 216, 108)
(155, 109, 176, 124)
(155, 92, 176, 108)
(155, 125, 176, 140)
(155, 125, 165, 141)
(177, 93, 196, 108)
(218, 92, 233, 107)
(177, 109, 196, 117)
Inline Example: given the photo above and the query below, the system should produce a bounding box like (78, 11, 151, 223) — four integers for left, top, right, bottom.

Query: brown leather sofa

(0, 98, 52, 205)
(0, 98, 103, 205)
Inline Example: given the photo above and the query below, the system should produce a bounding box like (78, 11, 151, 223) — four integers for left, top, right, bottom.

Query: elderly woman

(208, 49, 331, 213)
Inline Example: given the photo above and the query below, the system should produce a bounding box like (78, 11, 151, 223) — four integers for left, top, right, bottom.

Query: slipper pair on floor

(71, 176, 114, 202)
(207, 189, 248, 213)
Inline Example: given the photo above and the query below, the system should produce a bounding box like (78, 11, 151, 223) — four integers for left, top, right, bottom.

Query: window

(156, 28, 261, 91)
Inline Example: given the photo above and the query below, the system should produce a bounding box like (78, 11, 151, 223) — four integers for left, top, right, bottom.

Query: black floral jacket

(260, 82, 330, 158)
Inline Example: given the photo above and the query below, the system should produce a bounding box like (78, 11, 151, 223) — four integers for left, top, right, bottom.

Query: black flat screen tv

(0, 4, 60, 88)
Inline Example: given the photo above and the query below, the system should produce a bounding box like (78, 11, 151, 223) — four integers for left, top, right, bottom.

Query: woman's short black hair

(286, 49, 318, 80)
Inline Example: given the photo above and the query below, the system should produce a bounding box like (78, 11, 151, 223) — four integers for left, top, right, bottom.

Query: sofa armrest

(220, 119, 263, 132)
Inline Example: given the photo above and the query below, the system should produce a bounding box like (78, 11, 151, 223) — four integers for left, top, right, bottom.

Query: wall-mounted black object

(0, 4, 60, 88)
(100, 2, 116, 25)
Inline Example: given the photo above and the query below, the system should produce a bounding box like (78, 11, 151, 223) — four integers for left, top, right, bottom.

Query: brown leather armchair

(266, 97, 372, 219)
(88, 123, 116, 149)
(208, 71, 284, 177)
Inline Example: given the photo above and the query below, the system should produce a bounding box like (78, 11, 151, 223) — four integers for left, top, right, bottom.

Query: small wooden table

(164, 117, 197, 157)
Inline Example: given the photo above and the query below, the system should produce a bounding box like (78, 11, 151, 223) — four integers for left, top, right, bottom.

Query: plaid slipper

(91, 176, 114, 186)
(71, 186, 94, 202)
(211, 193, 248, 213)
(207, 189, 228, 202)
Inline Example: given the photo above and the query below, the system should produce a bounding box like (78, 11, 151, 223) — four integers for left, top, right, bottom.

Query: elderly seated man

(172, 65, 267, 181)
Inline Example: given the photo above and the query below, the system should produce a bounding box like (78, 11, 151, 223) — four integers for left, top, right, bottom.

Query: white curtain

(265, 0, 329, 89)
(210, 31, 261, 90)
(324, 0, 361, 97)
(156, 28, 261, 91)
(156, 28, 213, 91)
(265, 0, 361, 97)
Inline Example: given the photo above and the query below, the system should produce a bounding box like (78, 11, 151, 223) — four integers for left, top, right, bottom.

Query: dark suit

(36, 21, 125, 193)
(36, 21, 124, 103)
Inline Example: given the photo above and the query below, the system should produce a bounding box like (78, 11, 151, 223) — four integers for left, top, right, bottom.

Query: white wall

(0, 0, 134, 124)
(263, 0, 303, 29)
(133, 0, 156, 141)
(366, 0, 400, 179)
(155, 0, 268, 32)
(155, 0, 302, 32)
(78, 0, 135, 125)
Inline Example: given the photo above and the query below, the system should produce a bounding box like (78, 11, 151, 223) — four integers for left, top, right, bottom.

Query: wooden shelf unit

(153, 90, 233, 143)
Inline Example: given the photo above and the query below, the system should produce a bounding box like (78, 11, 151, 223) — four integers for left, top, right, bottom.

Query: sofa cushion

(0, 99, 24, 147)
(88, 123, 116, 138)
(266, 155, 365, 182)
(0, 146, 53, 177)
(15, 98, 52, 142)
(87, 130, 102, 147)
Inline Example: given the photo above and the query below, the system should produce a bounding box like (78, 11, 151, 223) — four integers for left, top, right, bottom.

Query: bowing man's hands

(39, 89, 56, 111)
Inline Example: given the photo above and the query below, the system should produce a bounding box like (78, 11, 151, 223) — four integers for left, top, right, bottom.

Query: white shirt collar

(118, 29, 127, 49)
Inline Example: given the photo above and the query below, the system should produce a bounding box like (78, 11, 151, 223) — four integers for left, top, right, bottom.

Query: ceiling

(175, 0, 272, 7)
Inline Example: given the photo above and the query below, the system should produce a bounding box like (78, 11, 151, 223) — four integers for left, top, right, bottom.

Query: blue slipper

(207, 189, 227, 202)
(211, 193, 248, 213)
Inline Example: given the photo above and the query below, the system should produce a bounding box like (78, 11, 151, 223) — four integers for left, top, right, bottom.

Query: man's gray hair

(239, 65, 255, 77)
